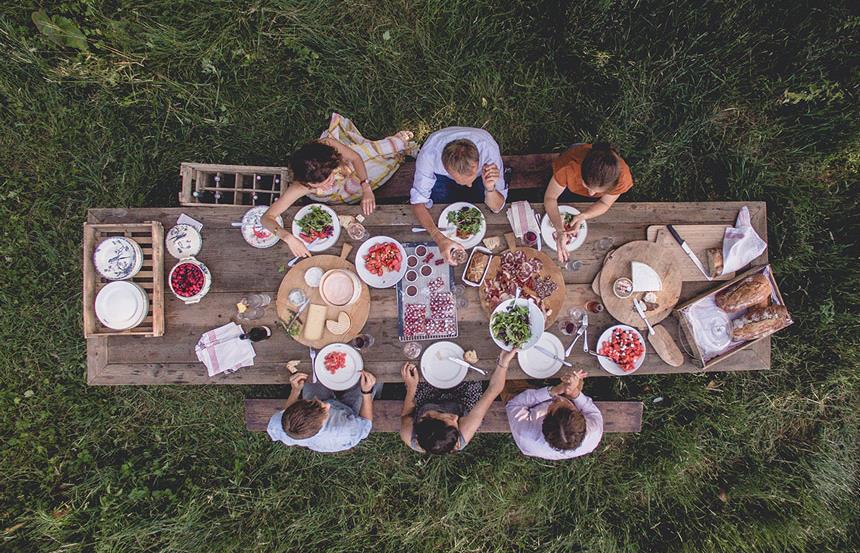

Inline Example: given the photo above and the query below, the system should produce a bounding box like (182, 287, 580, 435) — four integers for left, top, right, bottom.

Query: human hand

(482, 163, 500, 191)
(560, 369, 587, 398)
(554, 226, 570, 262)
(360, 371, 377, 393)
(284, 233, 311, 258)
(289, 372, 309, 394)
(438, 236, 467, 265)
(361, 186, 376, 216)
(568, 214, 586, 237)
(401, 362, 419, 391)
(498, 348, 519, 368)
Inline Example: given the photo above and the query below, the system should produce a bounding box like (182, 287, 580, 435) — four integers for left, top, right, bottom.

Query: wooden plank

(243, 399, 643, 433)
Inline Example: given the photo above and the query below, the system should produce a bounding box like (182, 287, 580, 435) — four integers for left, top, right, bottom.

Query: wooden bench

(244, 399, 643, 433)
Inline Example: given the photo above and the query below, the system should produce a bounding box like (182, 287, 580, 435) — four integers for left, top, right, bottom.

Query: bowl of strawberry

(168, 257, 212, 304)
(596, 324, 646, 375)
(355, 236, 407, 288)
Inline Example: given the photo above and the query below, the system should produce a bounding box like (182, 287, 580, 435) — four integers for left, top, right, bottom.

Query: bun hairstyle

(542, 405, 586, 451)
(290, 141, 343, 185)
(415, 416, 461, 454)
(581, 142, 621, 192)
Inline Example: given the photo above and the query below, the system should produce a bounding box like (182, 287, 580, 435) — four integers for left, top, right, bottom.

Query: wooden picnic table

(86, 202, 769, 385)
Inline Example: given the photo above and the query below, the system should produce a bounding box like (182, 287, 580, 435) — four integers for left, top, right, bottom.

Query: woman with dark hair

(262, 113, 415, 258)
(399, 349, 515, 454)
(543, 143, 634, 262)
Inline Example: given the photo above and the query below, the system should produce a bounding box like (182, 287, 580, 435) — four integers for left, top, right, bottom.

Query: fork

(308, 347, 318, 383)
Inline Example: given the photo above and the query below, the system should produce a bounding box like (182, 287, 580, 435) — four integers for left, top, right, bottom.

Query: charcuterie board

(598, 231, 682, 329)
(276, 243, 370, 348)
(479, 233, 566, 326)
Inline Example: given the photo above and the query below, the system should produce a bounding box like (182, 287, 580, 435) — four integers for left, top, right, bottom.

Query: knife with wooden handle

(666, 224, 712, 280)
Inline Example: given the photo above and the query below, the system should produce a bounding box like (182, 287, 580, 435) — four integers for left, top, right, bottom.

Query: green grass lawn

(2, 1, 859, 551)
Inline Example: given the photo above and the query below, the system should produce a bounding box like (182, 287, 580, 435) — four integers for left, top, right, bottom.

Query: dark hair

(542, 405, 586, 451)
(290, 141, 342, 185)
(282, 400, 327, 439)
(581, 142, 620, 192)
(415, 416, 461, 454)
(441, 139, 479, 175)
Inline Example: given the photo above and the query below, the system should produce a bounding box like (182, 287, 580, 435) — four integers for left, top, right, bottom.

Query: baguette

(715, 273, 772, 312)
(731, 304, 792, 341)
(706, 248, 723, 278)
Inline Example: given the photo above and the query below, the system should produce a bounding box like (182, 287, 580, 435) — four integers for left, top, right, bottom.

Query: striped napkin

(506, 201, 540, 239)
(195, 322, 256, 377)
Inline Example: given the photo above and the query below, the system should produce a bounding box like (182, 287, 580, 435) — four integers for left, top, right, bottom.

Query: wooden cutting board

(479, 233, 566, 326)
(648, 324, 684, 367)
(646, 225, 735, 281)
(598, 231, 683, 329)
(276, 243, 371, 348)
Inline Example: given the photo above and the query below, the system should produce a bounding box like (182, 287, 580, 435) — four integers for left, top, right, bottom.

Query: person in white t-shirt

(410, 127, 508, 265)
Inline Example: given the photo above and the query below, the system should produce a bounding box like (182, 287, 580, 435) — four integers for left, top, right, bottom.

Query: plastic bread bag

(721, 206, 767, 274)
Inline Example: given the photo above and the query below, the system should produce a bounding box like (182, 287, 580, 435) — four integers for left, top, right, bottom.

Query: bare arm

(543, 177, 566, 231)
(321, 137, 368, 182)
(399, 386, 417, 448)
(457, 352, 512, 445)
(484, 189, 505, 213)
(283, 373, 308, 409)
(359, 394, 373, 421)
(579, 194, 618, 220)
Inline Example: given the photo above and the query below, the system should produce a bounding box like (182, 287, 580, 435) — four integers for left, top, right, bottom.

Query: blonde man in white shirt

(410, 127, 508, 265)
(505, 370, 604, 460)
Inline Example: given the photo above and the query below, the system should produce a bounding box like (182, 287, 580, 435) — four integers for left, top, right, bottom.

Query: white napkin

(178, 213, 203, 231)
(721, 207, 767, 274)
(195, 322, 255, 377)
(506, 201, 540, 239)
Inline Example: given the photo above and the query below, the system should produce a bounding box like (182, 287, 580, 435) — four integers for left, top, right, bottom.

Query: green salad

(447, 206, 483, 239)
(296, 205, 334, 243)
(563, 213, 583, 230)
(490, 305, 532, 348)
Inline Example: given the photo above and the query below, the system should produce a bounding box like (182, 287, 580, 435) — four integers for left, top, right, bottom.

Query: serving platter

(276, 243, 371, 348)
(598, 231, 682, 329)
(479, 233, 566, 326)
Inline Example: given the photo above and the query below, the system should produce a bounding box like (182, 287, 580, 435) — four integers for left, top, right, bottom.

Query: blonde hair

(441, 139, 479, 175)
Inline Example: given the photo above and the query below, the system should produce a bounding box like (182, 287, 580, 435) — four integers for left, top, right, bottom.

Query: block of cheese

(325, 312, 351, 335)
(631, 261, 662, 292)
(483, 236, 503, 252)
(303, 304, 327, 341)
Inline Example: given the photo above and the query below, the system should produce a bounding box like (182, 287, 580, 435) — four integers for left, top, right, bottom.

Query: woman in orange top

(544, 143, 634, 262)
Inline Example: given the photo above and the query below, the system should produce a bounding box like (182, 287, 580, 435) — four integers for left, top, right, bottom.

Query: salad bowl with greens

(489, 298, 545, 351)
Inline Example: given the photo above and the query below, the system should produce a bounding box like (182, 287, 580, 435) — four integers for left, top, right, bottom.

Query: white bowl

(319, 269, 361, 307)
(595, 324, 647, 376)
(168, 257, 212, 304)
(489, 298, 545, 351)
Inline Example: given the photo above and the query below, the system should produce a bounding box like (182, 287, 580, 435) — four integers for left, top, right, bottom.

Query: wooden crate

(674, 264, 790, 369)
(83, 222, 165, 338)
(178, 162, 290, 207)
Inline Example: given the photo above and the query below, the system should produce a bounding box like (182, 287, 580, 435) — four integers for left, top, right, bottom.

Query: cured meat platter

(479, 233, 566, 326)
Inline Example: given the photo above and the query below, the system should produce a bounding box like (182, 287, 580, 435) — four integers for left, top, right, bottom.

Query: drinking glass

(451, 284, 468, 309)
(347, 221, 368, 241)
(351, 334, 375, 351)
(596, 236, 615, 252)
(564, 259, 583, 273)
(403, 342, 422, 360)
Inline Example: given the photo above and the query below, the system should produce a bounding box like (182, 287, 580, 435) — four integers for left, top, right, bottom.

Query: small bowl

(405, 285, 417, 297)
(415, 245, 428, 257)
(613, 277, 634, 299)
(304, 267, 324, 287)
(407, 255, 419, 268)
(420, 265, 433, 277)
(405, 270, 418, 282)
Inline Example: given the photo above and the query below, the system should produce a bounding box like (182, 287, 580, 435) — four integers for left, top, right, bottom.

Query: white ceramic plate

(166, 224, 202, 258)
(355, 236, 407, 289)
(517, 332, 564, 378)
(490, 298, 545, 351)
(595, 324, 647, 376)
(291, 204, 341, 252)
(241, 206, 283, 249)
(438, 202, 486, 249)
(313, 343, 363, 391)
(95, 281, 148, 330)
(541, 206, 588, 252)
(420, 341, 467, 389)
(93, 237, 143, 280)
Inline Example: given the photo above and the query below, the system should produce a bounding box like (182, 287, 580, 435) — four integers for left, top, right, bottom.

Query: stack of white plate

(95, 281, 149, 330)
(93, 237, 143, 280)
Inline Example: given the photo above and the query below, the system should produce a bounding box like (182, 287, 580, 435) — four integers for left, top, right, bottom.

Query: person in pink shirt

(505, 370, 604, 460)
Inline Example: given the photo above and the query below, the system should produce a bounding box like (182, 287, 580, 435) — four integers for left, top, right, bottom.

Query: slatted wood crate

(82, 221, 165, 338)
(179, 162, 290, 207)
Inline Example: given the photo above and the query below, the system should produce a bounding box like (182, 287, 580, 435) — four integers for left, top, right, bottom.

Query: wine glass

(451, 284, 468, 308)
(403, 342, 422, 359)
(596, 236, 615, 252)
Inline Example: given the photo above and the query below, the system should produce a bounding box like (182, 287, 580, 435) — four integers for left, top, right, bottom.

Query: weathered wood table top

(87, 202, 769, 385)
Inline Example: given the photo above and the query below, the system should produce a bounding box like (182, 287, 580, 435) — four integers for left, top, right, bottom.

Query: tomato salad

(362, 242, 402, 276)
(599, 327, 645, 372)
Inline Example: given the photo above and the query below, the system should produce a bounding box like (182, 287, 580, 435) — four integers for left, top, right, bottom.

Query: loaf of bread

(715, 273, 772, 312)
(465, 251, 490, 283)
(707, 248, 723, 278)
(731, 304, 792, 341)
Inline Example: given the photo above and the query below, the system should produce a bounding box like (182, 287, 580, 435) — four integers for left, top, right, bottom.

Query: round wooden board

(598, 232, 682, 329)
(479, 246, 566, 327)
(276, 254, 370, 348)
